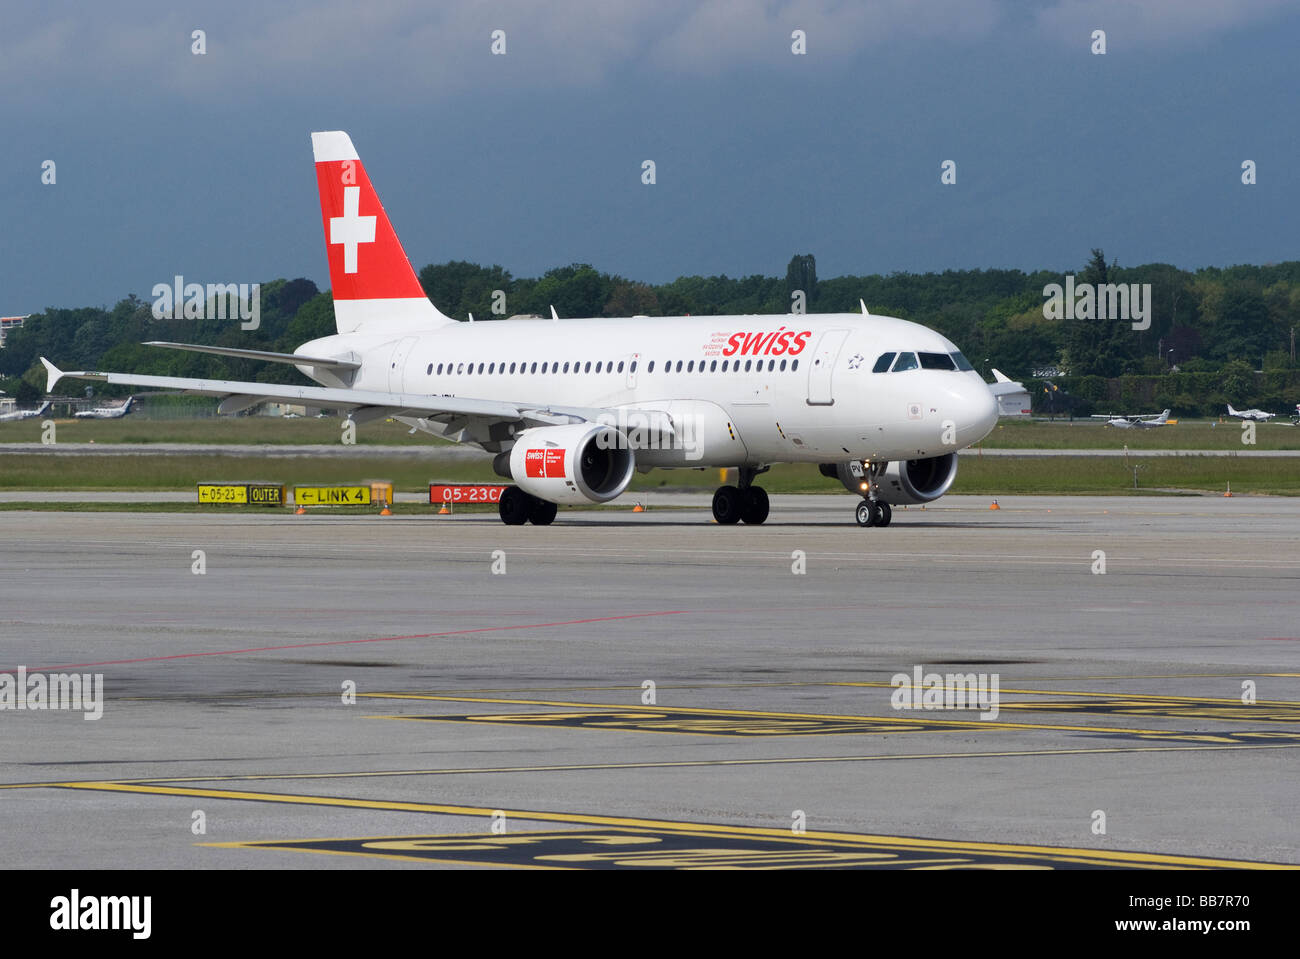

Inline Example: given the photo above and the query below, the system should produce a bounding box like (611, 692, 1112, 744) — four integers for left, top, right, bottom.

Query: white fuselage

(300, 312, 999, 468)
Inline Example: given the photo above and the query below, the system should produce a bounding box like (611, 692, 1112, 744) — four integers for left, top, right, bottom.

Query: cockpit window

(872, 352, 896, 373)
(950, 351, 975, 371)
(918, 352, 957, 371)
(890, 352, 918, 372)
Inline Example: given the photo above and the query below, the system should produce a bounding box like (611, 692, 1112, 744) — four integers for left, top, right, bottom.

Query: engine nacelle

(821, 453, 958, 505)
(503, 423, 636, 505)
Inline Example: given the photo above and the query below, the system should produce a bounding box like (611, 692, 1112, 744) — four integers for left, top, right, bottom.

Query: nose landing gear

(854, 460, 892, 527)
(855, 499, 892, 527)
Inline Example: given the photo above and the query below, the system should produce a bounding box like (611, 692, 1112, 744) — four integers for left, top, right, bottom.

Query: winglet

(551, 305, 560, 322)
(860, 299, 871, 317)
(991, 368, 1012, 383)
(40, 357, 63, 394)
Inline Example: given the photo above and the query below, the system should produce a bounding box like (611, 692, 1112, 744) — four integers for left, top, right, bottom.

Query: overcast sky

(3, 0, 1298, 314)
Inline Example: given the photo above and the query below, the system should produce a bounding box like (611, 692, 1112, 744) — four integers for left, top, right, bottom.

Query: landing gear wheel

(855, 499, 880, 527)
(876, 502, 892, 527)
(740, 486, 769, 525)
(528, 498, 558, 526)
(712, 485, 743, 525)
(498, 486, 533, 526)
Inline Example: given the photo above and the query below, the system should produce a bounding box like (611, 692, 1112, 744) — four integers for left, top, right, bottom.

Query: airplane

(41, 130, 999, 528)
(988, 369, 1030, 417)
(1226, 403, 1276, 422)
(1091, 409, 1171, 429)
(0, 400, 50, 422)
(73, 396, 134, 419)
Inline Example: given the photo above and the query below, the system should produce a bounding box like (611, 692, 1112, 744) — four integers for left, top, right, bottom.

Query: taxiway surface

(2, 495, 1296, 869)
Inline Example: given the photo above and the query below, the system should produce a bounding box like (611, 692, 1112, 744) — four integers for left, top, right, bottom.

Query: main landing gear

(854, 460, 892, 528)
(498, 486, 558, 526)
(713, 466, 770, 525)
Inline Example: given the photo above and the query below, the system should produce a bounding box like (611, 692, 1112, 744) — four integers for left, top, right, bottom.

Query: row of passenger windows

(872, 351, 975, 373)
(425, 358, 802, 376)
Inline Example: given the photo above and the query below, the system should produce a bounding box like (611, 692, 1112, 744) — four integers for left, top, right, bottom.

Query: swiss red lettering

(721, 328, 811, 357)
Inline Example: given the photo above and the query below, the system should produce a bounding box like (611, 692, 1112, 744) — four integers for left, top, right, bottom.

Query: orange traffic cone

(990, 500, 1000, 510)
(438, 504, 450, 514)
(1223, 482, 1233, 498)
(295, 506, 306, 515)
(632, 503, 644, 512)
(380, 506, 392, 515)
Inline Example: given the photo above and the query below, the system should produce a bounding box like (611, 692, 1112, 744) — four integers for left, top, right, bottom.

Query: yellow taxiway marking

(45, 781, 1292, 869)
(3, 741, 1298, 791)
(833, 682, 1298, 706)
(357, 692, 1187, 735)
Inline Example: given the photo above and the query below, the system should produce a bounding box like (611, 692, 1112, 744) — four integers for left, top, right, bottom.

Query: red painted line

(25, 611, 687, 672)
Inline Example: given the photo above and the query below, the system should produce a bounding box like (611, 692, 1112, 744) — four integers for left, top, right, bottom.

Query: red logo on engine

(524, 448, 566, 478)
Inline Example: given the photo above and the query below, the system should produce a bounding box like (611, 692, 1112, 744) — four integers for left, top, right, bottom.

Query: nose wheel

(855, 499, 892, 527)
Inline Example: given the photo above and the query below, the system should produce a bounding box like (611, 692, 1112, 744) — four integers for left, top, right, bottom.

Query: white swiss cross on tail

(330, 186, 376, 274)
(310, 130, 454, 334)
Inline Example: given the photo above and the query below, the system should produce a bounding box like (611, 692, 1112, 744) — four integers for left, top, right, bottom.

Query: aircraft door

(806, 329, 850, 406)
(387, 337, 418, 393)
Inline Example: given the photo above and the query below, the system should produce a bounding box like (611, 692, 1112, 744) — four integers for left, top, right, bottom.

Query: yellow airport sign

(197, 483, 285, 506)
(294, 485, 371, 506)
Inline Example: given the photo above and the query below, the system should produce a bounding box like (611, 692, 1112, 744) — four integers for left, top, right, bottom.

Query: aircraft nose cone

(961, 381, 999, 444)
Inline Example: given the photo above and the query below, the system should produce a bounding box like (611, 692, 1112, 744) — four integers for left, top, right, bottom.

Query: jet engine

(821, 453, 958, 505)
(497, 423, 636, 505)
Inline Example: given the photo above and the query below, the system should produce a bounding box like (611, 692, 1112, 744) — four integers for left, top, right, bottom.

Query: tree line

(3, 252, 1298, 416)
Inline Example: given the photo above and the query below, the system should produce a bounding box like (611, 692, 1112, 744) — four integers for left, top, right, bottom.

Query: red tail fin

(311, 131, 452, 333)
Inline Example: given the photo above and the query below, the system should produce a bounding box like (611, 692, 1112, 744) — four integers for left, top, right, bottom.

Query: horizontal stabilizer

(145, 342, 360, 370)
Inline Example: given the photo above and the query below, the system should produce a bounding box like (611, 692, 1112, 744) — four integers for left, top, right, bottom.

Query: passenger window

(710, 360, 717, 372)
(872, 352, 896, 373)
(779, 359, 786, 371)
(687, 360, 694, 372)
(647, 361, 655, 373)
(791, 359, 799, 371)
(617, 361, 625, 373)
(630, 360, 637, 372)
(891, 352, 918, 372)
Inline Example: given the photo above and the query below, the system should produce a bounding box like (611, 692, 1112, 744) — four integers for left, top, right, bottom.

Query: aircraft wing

(40, 357, 667, 450)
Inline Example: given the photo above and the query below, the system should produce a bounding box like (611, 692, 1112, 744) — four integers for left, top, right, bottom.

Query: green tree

(785, 254, 818, 310)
